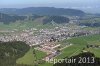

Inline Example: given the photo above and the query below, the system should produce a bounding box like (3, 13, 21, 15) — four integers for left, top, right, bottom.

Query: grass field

(16, 48, 47, 65)
(88, 48, 100, 57)
(56, 34, 100, 59)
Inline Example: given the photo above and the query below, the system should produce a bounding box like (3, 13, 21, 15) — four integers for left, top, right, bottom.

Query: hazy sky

(0, 0, 100, 8)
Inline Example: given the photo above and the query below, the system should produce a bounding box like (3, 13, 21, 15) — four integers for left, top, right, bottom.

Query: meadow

(16, 48, 46, 65)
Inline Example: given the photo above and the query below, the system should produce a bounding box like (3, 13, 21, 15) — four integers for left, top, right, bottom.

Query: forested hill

(43, 16, 70, 24)
(0, 41, 30, 66)
(0, 7, 85, 16)
(0, 13, 27, 24)
(0, 13, 70, 24)
(0, 13, 43, 24)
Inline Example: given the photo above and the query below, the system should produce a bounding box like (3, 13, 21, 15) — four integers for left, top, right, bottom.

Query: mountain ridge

(0, 7, 85, 16)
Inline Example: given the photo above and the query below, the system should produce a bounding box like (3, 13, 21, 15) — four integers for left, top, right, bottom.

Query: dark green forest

(43, 16, 70, 24)
(0, 41, 31, 66)
(0, 13, 43, 24)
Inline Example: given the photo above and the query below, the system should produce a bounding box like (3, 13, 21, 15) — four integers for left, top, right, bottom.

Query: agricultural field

(65, 34, 100, 57)
(16, 48, 47, 65)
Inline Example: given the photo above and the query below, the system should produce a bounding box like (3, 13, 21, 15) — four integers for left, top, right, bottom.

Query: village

(0, 26, 100, 61)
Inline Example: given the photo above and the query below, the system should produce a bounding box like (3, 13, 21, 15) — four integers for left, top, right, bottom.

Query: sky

(0, 0, 100, 8)
(0, 0, 100, 13)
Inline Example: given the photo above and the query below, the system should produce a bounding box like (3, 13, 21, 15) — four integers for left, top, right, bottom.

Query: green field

(16, 48, 46, 65)
(67, 34, 100, 57)
(88, 48, 100, 57)
(55, 36, 87, 59)
(54, 34, 100, 64)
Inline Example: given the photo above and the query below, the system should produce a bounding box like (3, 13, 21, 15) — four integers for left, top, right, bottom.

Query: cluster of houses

(0, 26, 99, 46)
(35, 42, 61, 60)
(0, 26, 100, 61)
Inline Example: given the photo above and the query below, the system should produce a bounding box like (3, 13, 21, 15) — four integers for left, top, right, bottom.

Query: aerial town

(0, 26, 100, 61)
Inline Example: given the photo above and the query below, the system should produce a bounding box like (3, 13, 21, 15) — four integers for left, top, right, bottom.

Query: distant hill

(0, 12, 70, 29)
(0, 13, 27, 24)
(0, 13, 70, 24)
(0, 7, 85, 16)
(0, 13, 44, 24)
